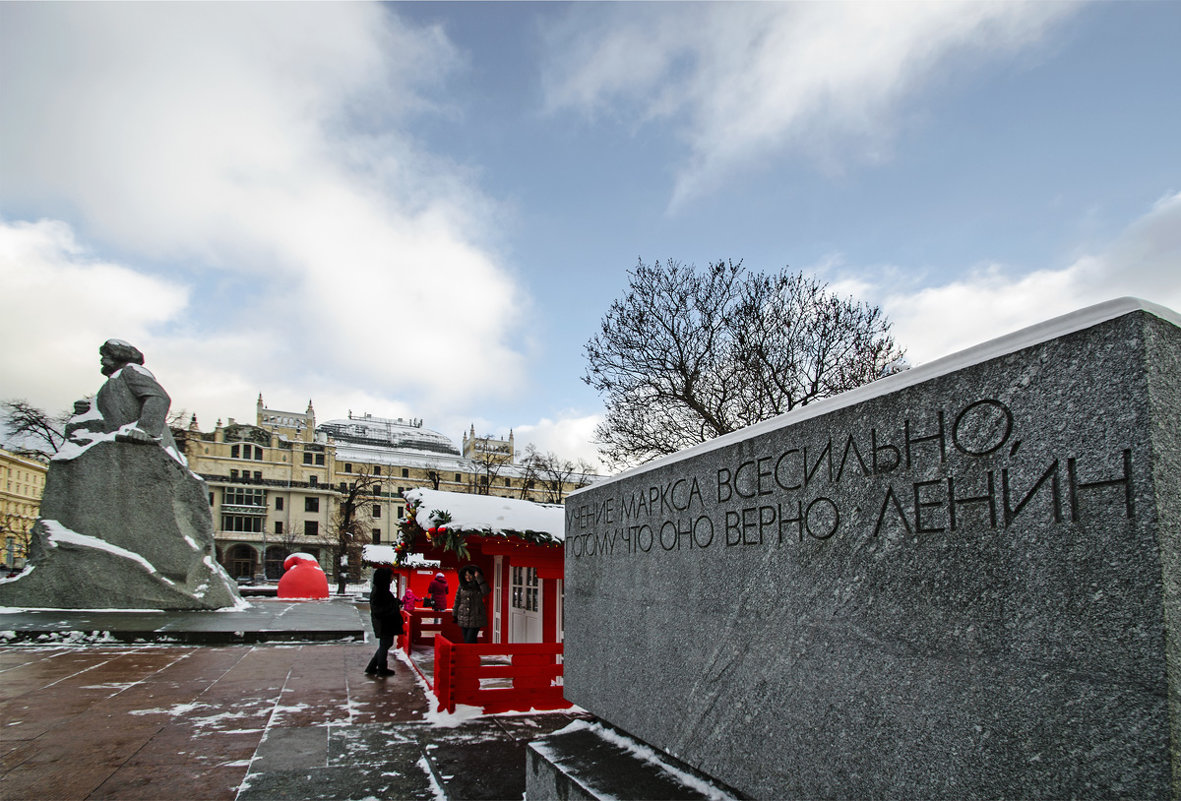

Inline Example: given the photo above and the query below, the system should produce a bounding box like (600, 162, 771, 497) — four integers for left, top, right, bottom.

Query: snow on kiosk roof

(406, 488, 564, 542)
(373, 488, 565, 567)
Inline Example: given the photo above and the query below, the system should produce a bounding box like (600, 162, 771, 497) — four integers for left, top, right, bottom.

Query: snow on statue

(0, 340, 242, 610)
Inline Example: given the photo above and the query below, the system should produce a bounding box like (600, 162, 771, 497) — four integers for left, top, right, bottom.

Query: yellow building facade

(181, 396, 596, 582)
(1, 447, 49, 570)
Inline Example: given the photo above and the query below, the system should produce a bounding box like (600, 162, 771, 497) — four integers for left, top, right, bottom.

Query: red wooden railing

(433, 636, 570, 714)
(399, 607, 470, 655)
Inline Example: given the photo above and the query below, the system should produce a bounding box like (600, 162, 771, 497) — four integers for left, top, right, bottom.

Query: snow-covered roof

(571, 296, 1181, 495)
(333, 441, 470, 472)
(405, 488, 565, 543)
(319, 415, 460, 456)
(361, 546, 440, 567)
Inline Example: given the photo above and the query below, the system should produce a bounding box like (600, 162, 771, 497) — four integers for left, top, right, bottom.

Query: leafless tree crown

(583, 259, 906, 467)
(1, 400, 70, 454)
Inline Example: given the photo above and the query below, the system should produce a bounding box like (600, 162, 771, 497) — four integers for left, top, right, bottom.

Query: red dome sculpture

(277, 552, 329, 599)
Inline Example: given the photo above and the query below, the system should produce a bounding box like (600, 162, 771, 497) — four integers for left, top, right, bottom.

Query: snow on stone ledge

(405, 488, 565, 542)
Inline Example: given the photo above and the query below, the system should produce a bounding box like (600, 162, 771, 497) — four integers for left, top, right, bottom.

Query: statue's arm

(122, 365, 172, 439)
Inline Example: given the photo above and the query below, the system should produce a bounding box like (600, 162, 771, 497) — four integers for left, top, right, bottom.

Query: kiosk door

(509, 565, 542, 642)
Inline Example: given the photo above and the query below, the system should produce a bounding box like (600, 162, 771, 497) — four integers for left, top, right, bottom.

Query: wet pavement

(0, 600, 589, 801)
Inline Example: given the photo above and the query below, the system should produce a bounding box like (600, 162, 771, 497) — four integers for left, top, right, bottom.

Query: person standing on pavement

(365, 566, 403, 677)
(452, 564, 491, 644)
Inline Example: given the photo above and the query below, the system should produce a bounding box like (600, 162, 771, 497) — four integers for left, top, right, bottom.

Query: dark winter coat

(427, 576, 449, 610)
(369, 569, 404, 640)
(453, 567, 491, 629)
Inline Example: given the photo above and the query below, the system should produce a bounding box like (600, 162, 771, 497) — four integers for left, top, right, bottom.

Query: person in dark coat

(426, 572, 449, 610)
(452, 564, 491, 644)
(365, 566, 403, 677)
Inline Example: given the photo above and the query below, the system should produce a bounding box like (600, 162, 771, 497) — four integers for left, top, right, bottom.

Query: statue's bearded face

(100, 351, 121, 376)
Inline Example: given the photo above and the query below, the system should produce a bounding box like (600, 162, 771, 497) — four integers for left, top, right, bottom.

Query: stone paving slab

(0, 597, 368, 644)
(0, 641, 588, 801)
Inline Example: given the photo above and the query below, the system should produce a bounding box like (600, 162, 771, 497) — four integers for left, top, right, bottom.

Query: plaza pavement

(0, 598, 589, 801)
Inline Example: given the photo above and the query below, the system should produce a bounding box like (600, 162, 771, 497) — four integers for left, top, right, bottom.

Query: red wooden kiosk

(363, 489, 569, 714)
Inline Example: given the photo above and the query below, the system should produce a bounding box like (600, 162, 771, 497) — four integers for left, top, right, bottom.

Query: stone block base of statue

(0, 440, 241, 610)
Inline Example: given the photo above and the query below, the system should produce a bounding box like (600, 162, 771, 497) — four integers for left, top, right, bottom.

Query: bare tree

(332, 466, 381, 594)
(584, 259, 906, 467)
(1, 511, 33, 570)
(521, 445, 592, 505)
(468, 437, 506, 496)
(516, 457, 540, 501)
(1, 400, 70, 454)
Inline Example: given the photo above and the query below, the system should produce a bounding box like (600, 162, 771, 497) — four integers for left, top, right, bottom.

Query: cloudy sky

(1, 2, 1178, 468)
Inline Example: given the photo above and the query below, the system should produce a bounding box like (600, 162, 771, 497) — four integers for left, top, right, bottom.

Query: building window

(374, 466, 381, 476)
(275, 521, 283, 535)
(401, 468, 409, 478)
(396, 506, 404, 519)
(309, 476, 318, 487)
(275, 497, 284, 511)
(303, 453, 313, 465)
(305, 497, 319, 513)
(455, 473, 461, 482)
(222, 515, 262, 533)
(372, 504, 381, 517)
(304, 520, 318, 537)
(231, 444, 240, 458)
(230, 469, 238, 479)
(344, 463, 352, 473)
(511, 566, 540, 612)
(372, 528, 381, 544)
(224, 487, 265, 507)
(505, 478, 511, 487)
(254, 471, 262, 481)
(315, 454, 325, 466)
(209, 492, 214, 506)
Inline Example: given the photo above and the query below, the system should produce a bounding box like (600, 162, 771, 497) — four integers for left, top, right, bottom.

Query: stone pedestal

(562, 299, 1180, 799)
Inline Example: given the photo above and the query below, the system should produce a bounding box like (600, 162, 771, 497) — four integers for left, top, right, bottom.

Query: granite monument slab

(560, 298, 1180, 799)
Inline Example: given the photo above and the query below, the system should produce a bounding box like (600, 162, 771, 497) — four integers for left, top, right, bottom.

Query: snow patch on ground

(416, 755, 448, 801)
(130, 701, 212, 717)
(14, 630, 121, 644)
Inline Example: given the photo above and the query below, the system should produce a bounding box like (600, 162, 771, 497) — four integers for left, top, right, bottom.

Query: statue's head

(99, 339, 145, 376)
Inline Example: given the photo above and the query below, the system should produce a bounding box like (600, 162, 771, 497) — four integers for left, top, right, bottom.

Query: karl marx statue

(68, 339, 179, 452)
(0, 338, 241, 609)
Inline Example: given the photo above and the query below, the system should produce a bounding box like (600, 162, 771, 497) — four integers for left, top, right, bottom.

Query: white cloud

(542, 2, 1079, 209)
(0, 219, 190, 409)
(878, 191, 1181, 364)
(514, 414, 606, 471)
(0, 3, 527, 415)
